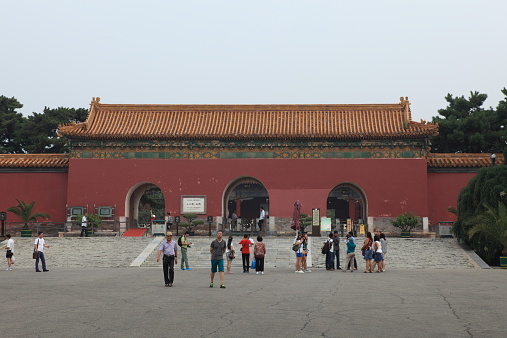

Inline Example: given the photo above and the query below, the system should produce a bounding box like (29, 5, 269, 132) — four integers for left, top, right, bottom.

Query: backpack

(321, 240, 331, 254)
(177, 236, 183, 247)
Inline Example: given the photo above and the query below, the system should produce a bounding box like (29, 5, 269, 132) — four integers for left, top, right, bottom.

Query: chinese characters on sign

(181, 196, 206, 214)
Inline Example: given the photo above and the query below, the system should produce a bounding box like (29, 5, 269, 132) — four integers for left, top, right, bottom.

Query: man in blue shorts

(210, 230, 227, 289)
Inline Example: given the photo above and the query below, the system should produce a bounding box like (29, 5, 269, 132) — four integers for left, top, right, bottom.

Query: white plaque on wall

(181, 196, 206, 214)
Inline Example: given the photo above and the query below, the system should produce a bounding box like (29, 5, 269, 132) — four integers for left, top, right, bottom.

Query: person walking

(80, 214, 88, 237)
(180, 231, 193, 270)
(226, 236, 235, 274)
(343, 234, 356, 272)
(253, 236, 266, 275)
(156, 232, 178, 287)
(333, 230, 341, 270)
(361, 231, 374, 273)
(5, 234, 14, 271)
(34, 232, 50, 272)
(325, 233, 335, 270)
(239, 234, 251, 273)
(210, 230, 227, 288)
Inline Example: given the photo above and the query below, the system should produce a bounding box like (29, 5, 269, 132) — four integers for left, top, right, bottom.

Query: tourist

(253, 236, 266, 274)
(373, 234, 383, 272)
(301, 234, 311, 272)
(5, 234, 14, 271)
(380, 233, 387, 272)
(34, 232, 50, 272)
(294, 234, 304, 273)
(210, 230, 227, 288)
(239, 234, 251, 273)
(231, 211, 238, 230)
(165, 212, 173, 230)
(156, 232, 178, 287)
(258, 207, 266, 232)
(343, 234, 356, 272)
(346, 231, 358, 270)
(333, 230, 341, 270)
(226, 236, 235, 274)
(80, 214, 88, 237)
(325, 233, 335, 270)
(361, 231, 374, 273)
(180, 231, 193, 270)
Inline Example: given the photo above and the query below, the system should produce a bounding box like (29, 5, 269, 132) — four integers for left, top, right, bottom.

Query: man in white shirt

(5, 234, 14, 270)
(80, 214, 88, 237)
(34, 232, 50, 272)
(258, 207, 266, 232)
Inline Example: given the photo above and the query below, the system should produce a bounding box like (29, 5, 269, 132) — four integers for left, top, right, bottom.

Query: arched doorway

(327, 183, 367, 227)
(223, 177, 269, 231)
(125, 182, 165, 227)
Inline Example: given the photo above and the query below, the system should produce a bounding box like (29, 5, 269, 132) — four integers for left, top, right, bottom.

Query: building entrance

(223, 177, 269, 231)
(327, 183, 366, 230)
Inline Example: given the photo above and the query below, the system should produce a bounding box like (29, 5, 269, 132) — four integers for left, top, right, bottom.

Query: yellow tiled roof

(57, 97, 438, 141)
(0, 154, 69, 168)
(427, 153, 504, 168)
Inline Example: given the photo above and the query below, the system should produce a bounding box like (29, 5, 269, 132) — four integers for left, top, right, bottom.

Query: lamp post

(490, 153, 496, 167)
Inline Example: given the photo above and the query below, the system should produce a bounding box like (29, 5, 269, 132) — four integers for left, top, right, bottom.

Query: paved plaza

(1, 236, 506, 337)
(1, 266, 506, 337)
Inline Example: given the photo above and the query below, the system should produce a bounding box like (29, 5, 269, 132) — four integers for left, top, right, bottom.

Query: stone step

(1, 236, 479, 269)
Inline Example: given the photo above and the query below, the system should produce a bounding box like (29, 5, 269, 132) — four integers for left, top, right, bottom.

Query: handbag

(228, 251, 235, 260)
(251, 260, 256, 269)
(33, 239, 39, 259)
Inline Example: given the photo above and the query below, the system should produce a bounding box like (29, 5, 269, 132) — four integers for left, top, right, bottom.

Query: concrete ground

(1, 267, 506, 338)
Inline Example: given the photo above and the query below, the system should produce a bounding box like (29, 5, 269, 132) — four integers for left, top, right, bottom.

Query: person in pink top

(253, 236, 266, 275)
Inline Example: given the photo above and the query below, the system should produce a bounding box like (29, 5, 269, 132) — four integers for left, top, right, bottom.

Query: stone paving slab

(0, 267, 505, 337)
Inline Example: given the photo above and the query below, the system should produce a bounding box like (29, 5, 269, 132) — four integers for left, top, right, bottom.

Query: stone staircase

(1, 236, 479, 270)
(140, 236, 478, 269)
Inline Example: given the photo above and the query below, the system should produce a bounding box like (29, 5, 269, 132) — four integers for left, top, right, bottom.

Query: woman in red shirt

(239, 234, 252, 273)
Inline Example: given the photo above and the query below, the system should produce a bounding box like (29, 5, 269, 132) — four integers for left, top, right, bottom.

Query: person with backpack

(179, 231, 193, 270)
(343, 233, 356, 272)
(325, 233, 335, 270)
(333, 230, 341, 270)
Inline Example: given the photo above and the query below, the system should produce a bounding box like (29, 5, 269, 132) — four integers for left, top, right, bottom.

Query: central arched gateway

(223, 177, 269, 231)
(125, 182, 165, 227)
(327, 183, 367, 229)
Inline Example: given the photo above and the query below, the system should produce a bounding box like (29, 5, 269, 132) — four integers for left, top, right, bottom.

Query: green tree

(467, 200, 507, 257)
(431, 89, 507, 153)
(6, 199, 50, 229)
(453, 164, 507, 263)
(180, 213, 204, 232)
(391, 212, 420, 232)
(0, 96, 24, 153)
(17, 107, 88, 153)
(298, 213, 312, 233)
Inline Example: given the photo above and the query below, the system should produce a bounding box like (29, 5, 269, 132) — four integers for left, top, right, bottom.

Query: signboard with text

(320, 217, 331, 231)
(181, 196, 206, 214)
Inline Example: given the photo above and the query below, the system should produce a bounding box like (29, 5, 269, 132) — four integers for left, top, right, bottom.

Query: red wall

(427, 172, 476, 225)
(0, 172, 68, 222)
(66, 158, 428, 219)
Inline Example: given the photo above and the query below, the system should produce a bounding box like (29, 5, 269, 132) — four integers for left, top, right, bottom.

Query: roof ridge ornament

(399, 96, 410, 108)
(91, 97, 101, 107)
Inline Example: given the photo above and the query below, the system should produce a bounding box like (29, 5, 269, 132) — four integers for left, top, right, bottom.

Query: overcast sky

(2, 0, 506, 122)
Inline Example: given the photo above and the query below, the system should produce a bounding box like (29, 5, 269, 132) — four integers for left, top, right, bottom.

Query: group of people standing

(236, 234, 266, 274)
(294, 230, 388, 273)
